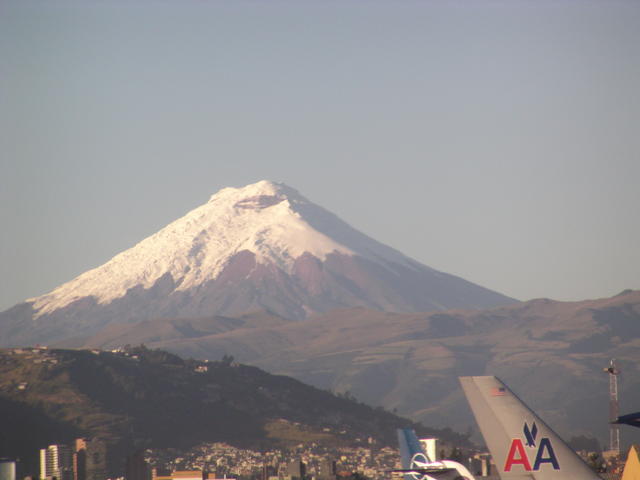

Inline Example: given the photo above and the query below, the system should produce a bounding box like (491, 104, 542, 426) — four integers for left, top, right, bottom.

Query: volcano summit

(0, 181, 516, 347)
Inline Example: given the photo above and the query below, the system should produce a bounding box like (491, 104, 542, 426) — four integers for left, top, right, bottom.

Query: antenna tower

(603, 359, 621, 454)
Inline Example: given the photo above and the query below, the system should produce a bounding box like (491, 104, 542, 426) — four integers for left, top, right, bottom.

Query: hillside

(0, 346, 466, 476)
(73, 290, 640, 447)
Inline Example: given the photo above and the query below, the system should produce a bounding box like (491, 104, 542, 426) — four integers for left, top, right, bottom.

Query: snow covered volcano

(0, 180, 516, 347)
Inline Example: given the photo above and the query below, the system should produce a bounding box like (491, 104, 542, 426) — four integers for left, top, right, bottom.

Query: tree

(445, 447, 464, 463)
(587, 453, 605, 473)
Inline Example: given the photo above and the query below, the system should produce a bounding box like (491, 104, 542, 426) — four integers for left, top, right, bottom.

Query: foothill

(0, 346, 473, 480)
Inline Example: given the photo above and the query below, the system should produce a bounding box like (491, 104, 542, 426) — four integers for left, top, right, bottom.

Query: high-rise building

(125, 450, 149, 480)
(84, 439, 107, 480)
(0, 459, 17, 480)
(73, 439, 87, 480)
(40, 449, 46, 479)
(40, 445, 73, 480)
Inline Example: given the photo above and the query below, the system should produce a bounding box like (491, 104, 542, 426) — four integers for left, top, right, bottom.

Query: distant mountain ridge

(70, 290, 640, 447)
(0, 180, 515, 347)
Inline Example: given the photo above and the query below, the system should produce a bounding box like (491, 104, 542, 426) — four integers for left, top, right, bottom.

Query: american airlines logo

(504, 422, 560, 472)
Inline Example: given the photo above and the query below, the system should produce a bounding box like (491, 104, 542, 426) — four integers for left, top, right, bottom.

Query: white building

(0, 460, 16, 480)
(40, 444, 73, 480)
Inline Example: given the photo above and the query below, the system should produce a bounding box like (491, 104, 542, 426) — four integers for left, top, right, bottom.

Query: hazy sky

(1, 0, 639, 312)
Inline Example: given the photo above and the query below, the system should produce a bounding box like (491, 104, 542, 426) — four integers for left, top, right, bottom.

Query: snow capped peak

(31, 180, 387, 316)
(208, 180, 300, 205)
(14, 180, 514, 329)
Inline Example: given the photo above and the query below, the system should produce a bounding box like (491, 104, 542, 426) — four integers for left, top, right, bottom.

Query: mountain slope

(75, 290, 640, 447)
(0, 346, 467, 476)
(0, 180, 515, 347)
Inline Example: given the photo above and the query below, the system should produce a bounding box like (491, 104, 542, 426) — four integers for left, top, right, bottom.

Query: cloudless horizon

(1, 0, 639, 312)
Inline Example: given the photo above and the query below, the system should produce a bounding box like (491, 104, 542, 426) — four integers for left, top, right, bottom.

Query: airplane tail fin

(396, 429, 475, 480)
(398, 428, 431, 468)
(459, 376, 601, 480)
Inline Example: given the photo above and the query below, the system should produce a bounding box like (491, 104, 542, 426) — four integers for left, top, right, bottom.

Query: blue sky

(1, 0, 639, 311)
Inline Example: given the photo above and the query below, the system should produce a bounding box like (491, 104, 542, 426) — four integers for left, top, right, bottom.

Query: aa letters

(504, 422, 560, 472)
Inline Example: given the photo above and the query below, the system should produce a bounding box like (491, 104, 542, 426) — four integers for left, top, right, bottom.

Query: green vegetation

(0, 346, 469, 476)
(263, 420, 335, 446)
